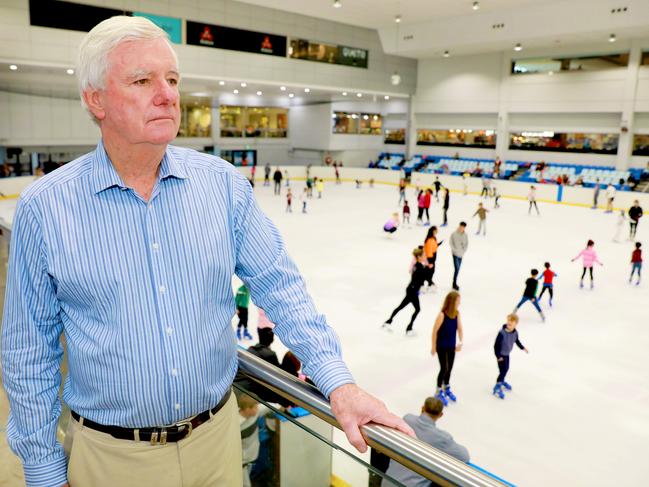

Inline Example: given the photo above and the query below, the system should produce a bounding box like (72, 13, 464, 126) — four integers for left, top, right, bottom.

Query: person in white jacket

(605, 183, 616, 213)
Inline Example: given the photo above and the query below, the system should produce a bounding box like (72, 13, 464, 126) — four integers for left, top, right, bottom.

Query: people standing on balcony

(1, 17, 414, 487)
(431, 292, 464, 405)
(383, 247, 428, 336)
(605, 183, 616, 213)
(572, 239, 603, 289)
(492, 314, 529, 400)
(528, 185, 540, 215)
(628, 200, 643, 240)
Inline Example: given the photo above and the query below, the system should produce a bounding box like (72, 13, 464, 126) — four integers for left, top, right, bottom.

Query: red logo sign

(200, 26, 214, 46)
(261, 35, 273, 53)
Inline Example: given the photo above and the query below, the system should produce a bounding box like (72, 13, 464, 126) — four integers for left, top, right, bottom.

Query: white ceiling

(235, 0, 553, 30)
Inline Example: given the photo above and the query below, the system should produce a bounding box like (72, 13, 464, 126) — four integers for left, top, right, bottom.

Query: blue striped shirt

(1, 142, 354, 487)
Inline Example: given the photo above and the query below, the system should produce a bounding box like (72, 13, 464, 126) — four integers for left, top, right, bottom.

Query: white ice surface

(243, 181, 649, 487)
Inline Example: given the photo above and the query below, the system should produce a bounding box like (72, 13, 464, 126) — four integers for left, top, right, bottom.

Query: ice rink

(246, 179, 649, 487)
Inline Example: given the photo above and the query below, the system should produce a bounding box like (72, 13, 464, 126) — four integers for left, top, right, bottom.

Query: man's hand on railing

(330, 383, 415, 453)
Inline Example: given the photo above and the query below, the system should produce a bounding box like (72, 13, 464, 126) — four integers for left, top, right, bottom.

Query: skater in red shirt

(630, 242, 642, 286)
(423, 189, 432, 226)
(537, 262, 557, 306)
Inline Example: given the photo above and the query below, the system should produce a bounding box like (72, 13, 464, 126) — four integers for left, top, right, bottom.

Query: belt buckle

(174, 419, 193, 440)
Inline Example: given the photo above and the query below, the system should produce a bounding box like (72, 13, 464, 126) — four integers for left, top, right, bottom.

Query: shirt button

(175, 403, 181, 411)
(171, 368, 178, 377)
(166, 327, 173, 336)
(159, 285, 166, 294)
(152, 242, 160, 250)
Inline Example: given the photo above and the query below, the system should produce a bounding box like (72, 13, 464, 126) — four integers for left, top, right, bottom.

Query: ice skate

(236, 328, 242, 341)
(381, 322, 393, 333)
(502, 382, 512, 391)
(493, 383, 505, 399)
(405, 329, 417, 337)
(444, 386, 457, 402)
(243, 329, 253, 340)
(579, 280, 584, 289)
(540, 313, 546, 322)
(590, 281, 594, 290)
(435, 388, 448, 406)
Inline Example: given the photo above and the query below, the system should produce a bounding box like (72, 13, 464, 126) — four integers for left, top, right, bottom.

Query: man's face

(85, 38, 180, 146)
(458, 226, 465, 233)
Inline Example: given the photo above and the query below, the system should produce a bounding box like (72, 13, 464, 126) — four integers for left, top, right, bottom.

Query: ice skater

(424, 226, 442, 291)
(613, 210, 626, 242)
(493, 185, 501, 209)
(473, 202, 488, 236)
(403, 200, 411, 226)
(284, 169, 290, 187)
(423, 189, 432, 226)
(441, 187, 450, 227)
(416, 190, 425, 225)
(355, 179, 362, 189)
(285, 188, 293, 212)
(334, 163, 341, 184)
(431, 291, 464, 406)
(235, 284, 253, 340)
(383, 247, 428, 336)
(273, 167, 283, 195)
(315, 177, 324, 199)
(434, 177, 442, 202)
(398, 179, 407, 204)
(383, 213, 400, 236)
(572, 239, 603, 289)
(628, 200, 643, 240)
(592, 179, 601, 209)
(480, 176, 489, 198)
(513, 269, 546, 321)
(300, 187, 308, 213)
(537, 262, 557, 306)
(605, 183, 616, 213)
(528, 186, 540, 215)
(462, 172, 469, 196)
(263, 163, 271, 186)
(630, 242, 642, 285)
(450, 222, 468, 291)
(492, 313, 529, 399)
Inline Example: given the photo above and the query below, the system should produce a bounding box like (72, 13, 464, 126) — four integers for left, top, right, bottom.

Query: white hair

(77, 15, 178, 115)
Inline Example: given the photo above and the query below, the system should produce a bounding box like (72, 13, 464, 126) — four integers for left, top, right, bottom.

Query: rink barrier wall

(241, 166, 649, 211)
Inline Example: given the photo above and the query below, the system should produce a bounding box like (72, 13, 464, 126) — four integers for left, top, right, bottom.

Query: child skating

(492, 313, 529, 399)
(630, 242, 642, 285)
(473, 202, 488, 236)
(613, 210, 626, 242)
(537, 262, 557, 306)
(300, 187, 308, 213)
(513, 269, 546, 321)
(383, 213, 400, 236)
(235, 284, 253, 340)
(285, 188, 293, 212)
(572, 240, 603, 289)
(528, 185, 540, 215)
(315, 177, 324, 198)
(383, 247, 428, 336)
(403, 200, 411, 226)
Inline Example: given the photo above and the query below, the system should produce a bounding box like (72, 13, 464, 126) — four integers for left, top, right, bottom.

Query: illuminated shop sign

(186, 21, 287, 57)
(289, 38, 368, 68)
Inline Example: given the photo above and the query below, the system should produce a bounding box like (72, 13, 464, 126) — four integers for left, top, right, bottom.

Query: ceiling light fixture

(342, 91, 348, 96)
(356, 93, 362, 98)
(390, 72, 401, 85)
(304, 88, 310, 93)
(280, 86, 286, 91)
(472, 1, 480, 10)
(443, 50, 450, 58)
(395, 15, 401, 23)
(333, 0, 342, 8)
(256, 91, 262, 96)
(384, 95, 390, 100)
(548, 71, 554, 76)
(219, 80, 225, 86)
(240, 82, 247, 87)
(9, 64, 17, 70)
(288, 93, 295, 98)
(513, 43, 523, 51)
(609, 33, 617, 43)
(233, 89, 239, 94)
(66, 68, 75, 75)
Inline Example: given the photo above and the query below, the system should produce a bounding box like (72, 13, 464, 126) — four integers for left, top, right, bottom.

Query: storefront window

(641, 52, 649, 66)
(509, 131, 619, 154)
(416, 129, 496, 148)
(220, 106, 288, 138)
(332, 112, 381, 134)
(179, 98, 212, 137)
(384, 129, 406, 145)
(632, 134, 649, 156)
(512, 53, 629, 75)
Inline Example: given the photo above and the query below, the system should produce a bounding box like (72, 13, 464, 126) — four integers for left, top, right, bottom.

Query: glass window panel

(220, 105, 244, 137)
(332, 112, 359, 134)
(416, 129, 496, 148)
(384, 129, 406, 145)
(632, 134, 649, 156)
(359, 113, 382, 135)
(179, 98, 212, 137)
(509, 131, 619, 154)
(512, 52, 629, 75)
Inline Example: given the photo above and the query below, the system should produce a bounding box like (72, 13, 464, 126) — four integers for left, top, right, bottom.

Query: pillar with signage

(616, 41, 642, 171)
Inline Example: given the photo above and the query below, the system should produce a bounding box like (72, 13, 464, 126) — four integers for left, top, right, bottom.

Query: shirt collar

(419, 413, 438, 426)
(91, 140, 187, 195)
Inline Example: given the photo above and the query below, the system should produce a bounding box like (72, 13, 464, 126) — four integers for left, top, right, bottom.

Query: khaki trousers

(64, 394, 243, 487)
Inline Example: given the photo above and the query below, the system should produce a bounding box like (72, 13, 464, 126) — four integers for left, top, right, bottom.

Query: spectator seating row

(425, 158, 519, 178)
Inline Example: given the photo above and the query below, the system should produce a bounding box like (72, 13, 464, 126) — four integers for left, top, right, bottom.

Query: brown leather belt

(70, 390, 231, 445)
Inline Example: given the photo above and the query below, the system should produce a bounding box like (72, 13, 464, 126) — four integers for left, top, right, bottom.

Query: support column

(405, 94, 416, 160)
(495, 51, 511, 162)
(616, 41, 642, 170)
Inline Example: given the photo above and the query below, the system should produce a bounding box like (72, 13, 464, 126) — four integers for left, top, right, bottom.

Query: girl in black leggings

(431, 291, 464, 406)
(383, 248, 428, 335)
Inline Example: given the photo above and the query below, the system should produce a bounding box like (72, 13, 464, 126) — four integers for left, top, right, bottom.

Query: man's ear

(82, 89, 106, 121)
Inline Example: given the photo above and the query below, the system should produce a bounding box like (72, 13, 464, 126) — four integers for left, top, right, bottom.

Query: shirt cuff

(24, 455, 68, 487)
(309, 359, 355, 398)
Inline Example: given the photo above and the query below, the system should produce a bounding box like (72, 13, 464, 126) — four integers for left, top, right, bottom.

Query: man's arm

(231, 173, 414, 451)
(1, 199, 67, 487)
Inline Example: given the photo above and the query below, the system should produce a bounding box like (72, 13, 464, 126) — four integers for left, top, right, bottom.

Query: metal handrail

(237, 349, 507, 487)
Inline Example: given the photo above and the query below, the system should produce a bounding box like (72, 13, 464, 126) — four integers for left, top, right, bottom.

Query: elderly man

(1, 16, 412, 487)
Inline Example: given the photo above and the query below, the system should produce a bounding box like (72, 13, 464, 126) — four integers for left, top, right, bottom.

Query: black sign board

(186, 21, 286, 57)
(29, 0, 127, 33)
(289, 38, 368, 69)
